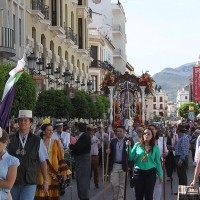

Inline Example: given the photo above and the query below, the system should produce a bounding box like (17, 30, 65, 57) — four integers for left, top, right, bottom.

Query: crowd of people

(1, 109, 200, 200)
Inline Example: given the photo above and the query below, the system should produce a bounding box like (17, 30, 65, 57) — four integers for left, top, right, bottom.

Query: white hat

(18, 110, 32, 118)
(55, 121, 63, 126)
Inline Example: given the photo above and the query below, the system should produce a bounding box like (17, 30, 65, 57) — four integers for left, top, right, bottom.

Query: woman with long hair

(149, 124, 168, 200)
(0, 128, 19, 200)
(34, 123, 71, 200)
(127, 128, 163, 200)
(165, 128, 176, 181)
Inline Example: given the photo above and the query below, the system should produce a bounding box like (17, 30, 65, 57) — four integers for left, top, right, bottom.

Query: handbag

(46, 159, 69, 196)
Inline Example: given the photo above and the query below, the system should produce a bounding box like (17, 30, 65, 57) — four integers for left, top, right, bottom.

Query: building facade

(112, 1, 127, 74)
(151, 89, 168, 120)
(25, 0, 93, 91)
(1, 0, 93, 92)
(176, 86, 190, 109)
(88, 0, 128, 93)
(0, 0, 25, 62)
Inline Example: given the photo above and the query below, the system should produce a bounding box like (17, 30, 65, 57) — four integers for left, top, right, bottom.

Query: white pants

(110, 163, 126, 200)
(153, 176, 162, 200)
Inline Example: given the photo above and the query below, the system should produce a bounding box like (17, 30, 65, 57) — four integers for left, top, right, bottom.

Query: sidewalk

(62, 153, 195, 200)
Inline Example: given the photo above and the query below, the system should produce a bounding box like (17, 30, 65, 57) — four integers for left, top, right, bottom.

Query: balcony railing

(65, 27, 77, 45)
(112, 24, 122, 32)
(0, 27, 14, 49)
(113, 48, 122, 56)
(88, 8, 92, 19)
(90, 60, 115, 72)
(32, 0, 49, 20)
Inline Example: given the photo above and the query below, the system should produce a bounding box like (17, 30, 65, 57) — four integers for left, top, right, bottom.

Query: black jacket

(109, 136, 134, 173)
(69, 132, 91, 156)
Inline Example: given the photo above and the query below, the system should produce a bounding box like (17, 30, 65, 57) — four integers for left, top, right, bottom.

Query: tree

(72, 90, 90, 119)
(34, 89, 74, 118)
(95, 96, 110, 119)
(178, 102, 199, 119)
(0, 63, 36, 117)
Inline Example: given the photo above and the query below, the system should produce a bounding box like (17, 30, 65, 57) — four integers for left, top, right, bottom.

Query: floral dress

(0, 151, 20, 200)
(34, 139, 71, 200)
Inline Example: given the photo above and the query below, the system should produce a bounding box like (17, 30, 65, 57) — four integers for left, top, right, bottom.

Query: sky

(111, 0, 200, 76)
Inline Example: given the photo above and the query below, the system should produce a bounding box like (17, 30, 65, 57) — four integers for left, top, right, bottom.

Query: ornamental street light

(80, 79, 85, 90)
(75, 76, 80, 89)
(27, 53, 37, 74)
(87, 80, 93, 94)
(36, 58, 44, 75)
(62, 69, 71, 84)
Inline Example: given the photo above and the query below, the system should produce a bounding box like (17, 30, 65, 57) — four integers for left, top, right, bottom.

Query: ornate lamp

(36, 58, 43, 74)
(27, 53, 37, 74)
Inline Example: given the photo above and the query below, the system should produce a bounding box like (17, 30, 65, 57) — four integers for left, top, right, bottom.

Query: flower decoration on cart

(139, 71, 154, 95)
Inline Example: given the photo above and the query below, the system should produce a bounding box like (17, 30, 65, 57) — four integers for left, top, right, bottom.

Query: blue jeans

(11, 185, 37, 200)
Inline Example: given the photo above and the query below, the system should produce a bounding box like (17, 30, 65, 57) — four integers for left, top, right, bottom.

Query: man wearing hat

(52, 121, 70, 150)
(7, 110, 49, 200)
(175, 124, 190, 186)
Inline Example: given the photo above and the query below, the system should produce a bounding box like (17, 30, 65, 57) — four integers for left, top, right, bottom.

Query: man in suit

(69, 123, 91, 200)
(107, 125, 133, 200)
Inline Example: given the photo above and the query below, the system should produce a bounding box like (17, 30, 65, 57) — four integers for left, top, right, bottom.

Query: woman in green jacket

(127, 128, 163, 200)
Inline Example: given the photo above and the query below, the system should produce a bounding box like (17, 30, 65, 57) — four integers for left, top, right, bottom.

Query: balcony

(112, 24, 123, 35)
(0, 27, 16, 58)
(32, 0, 49, 20)
(90, 60, 115, 72)
(64, 27, 78, 48)
(113, 48, 122, 57)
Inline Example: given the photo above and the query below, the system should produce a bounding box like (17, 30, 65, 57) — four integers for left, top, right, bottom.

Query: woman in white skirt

(149, 124, 168, 200)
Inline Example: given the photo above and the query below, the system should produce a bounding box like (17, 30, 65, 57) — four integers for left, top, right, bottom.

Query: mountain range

(152, 62, 196, 102)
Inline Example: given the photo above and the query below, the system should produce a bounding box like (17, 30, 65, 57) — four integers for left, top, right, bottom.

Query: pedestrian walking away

(175, 124, 189, 187)
(69, 122, 91, 200)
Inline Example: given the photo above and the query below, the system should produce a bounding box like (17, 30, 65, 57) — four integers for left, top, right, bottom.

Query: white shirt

(52, 131, 70, 149)
(90, 135, 100, 156)
(157, 137, 168, 160)
(194, 135, 200, 166)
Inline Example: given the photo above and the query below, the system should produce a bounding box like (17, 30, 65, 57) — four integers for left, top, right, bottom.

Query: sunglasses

(144, 132, 151, 136)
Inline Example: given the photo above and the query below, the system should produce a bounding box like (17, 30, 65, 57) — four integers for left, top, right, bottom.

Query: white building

(88, 0, 128, 92)
(152, 89, 168, 119)
(112, 1, 127, 74)
(176, 87, 190, 109)
(0, 0, 25, 62)
(167, 101, 177, 119)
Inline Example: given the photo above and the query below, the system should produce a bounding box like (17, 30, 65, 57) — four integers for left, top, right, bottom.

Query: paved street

(62, 154, 195, 200)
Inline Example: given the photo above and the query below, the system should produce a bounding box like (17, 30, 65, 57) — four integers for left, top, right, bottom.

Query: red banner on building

(193, 66, 200, 102)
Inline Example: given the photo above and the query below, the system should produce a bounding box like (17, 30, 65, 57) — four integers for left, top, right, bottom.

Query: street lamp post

(27, 53, 37, 75)
(87, 80, 93, 94)
(54, 67, 61, 88)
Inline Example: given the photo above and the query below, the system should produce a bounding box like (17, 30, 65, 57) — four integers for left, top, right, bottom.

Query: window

(153, 97, 156, 102)
(185, 96, 188, 100)
(52, 0, 57, 26)
(91, 75, 97, 92)
(160, 104, 163, 109)
(153, 104, 156, 109)
(78, 18, 83, 49)
(159, 97, 163, 102)
(19, 19, 21, 46)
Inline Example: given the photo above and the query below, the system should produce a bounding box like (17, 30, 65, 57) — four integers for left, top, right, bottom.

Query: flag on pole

(0, 58, 25, 129)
